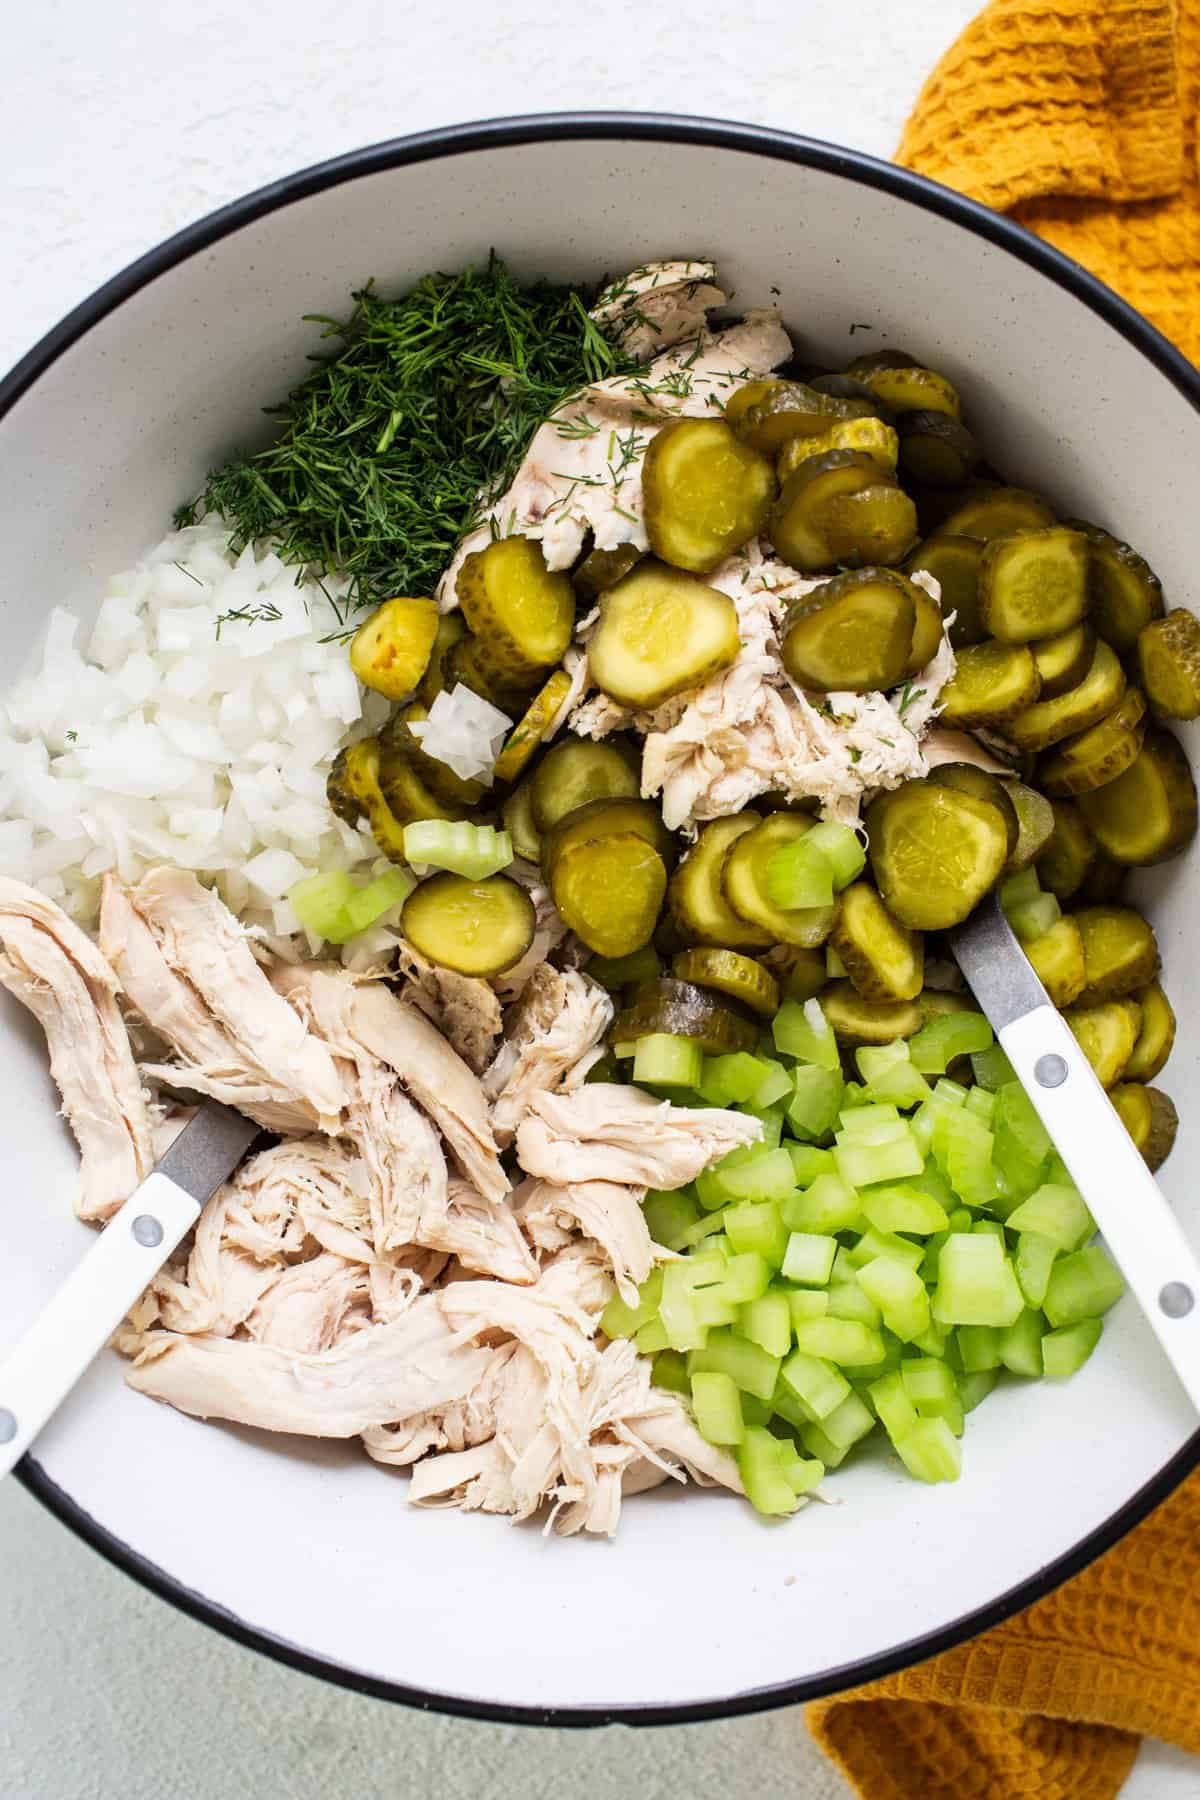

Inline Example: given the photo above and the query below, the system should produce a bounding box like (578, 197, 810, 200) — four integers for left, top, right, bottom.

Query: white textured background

(0, 2, 1195, 1794)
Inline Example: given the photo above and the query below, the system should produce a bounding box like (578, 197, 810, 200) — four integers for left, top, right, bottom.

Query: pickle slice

(1031, 623, 1095, 701)
(350, 596, 439, 700)
(928, 765, 1019, 860)
(1024, 916, 1086, 1008)
(781, 568, 918, 693)
(541, 796, 675, 882)
(1110, 1083, 1178, 1172)
(1077, 728, 1198, 865)
(940, 486, 1056, 542)
(721, 379, 782, 432)
(830, 881, 924, 1002)
(572, 543, 645, 598)
(769, 450, 880, 572)
(1074, 905, 1160, 1004)
(1069, 520, 1165, 652)
(866, 779, 1010, 929)
(614, 977, 759, 1056)
(979, 527, 1090, 644)
(530, 735, 640, 832)
(446, 635, 534, 712)
(778, 417, 899, 481)
(937, 640, 1041, 728)
(856, 365, 961, 419)
(328, 739, 449, 863)
(667, 815, 773, 950)
(492, 669, 574, 786)
(918, 990, 974, 1021)
(501, 779, 541, 865)
(1035, 799, 1096, 899)
(588, 560, 741, 708)
(643, 418, 776, 573)
(1002, 781, 1056, 872)
(1137, 608, 1200, 721)
(820, 980, 924, 1045)
(1079, 851, 1128, 902)
(905, 588, 945, 676)
(377, 753, 469, 828)
(1124, 981, 1176, 1083)
(723, 816, 837, 948)
(379, 701, 485, 810)
(671, 948, 781, 1017)
(773, 945, 829, 1001)
(553, 832, 667, 958)
(1063, 998, 1142, 1089)
(732, 381, 872, 454)
(904, 534, 985, 648)
(846, 349, 920, 377)
(822, 484, 919, 569)
(1006, 640, 1126, 752)
(1039, 687, 1147, 797)
(417, 610, 466, 707)
(402, 872, 535, 976)
(458, 536, 575, 675)
(898, 412, 978, 488)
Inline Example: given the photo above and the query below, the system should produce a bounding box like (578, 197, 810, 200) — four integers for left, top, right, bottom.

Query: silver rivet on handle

(1159, 1282, 1195, 1319)
(131, 1215, 163, 1248)
(0, 1408, 17, 1444)
(1034, 1053, 1068, 1088)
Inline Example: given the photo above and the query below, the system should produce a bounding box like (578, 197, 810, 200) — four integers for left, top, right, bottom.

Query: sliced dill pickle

(379, 701, 485, 810)
(1077, 728, 1198, 864)
(1110, 1082, 1179, 1172)
(830, 881, 924, 1002)
(918, 990, 974, 1021)
(671, 948, 781, 1017)
(722, 817, 837, 948)
(417, 610, 466, 706)
(1063, 997, 1142, 1088)
(978, 527, 1089, 643)
(769, 451, 892, 572)
(904, 534, 985, 648)
(1006, 640, 1126, 752)
(898, 412, 978, 488)
(1024, 915, 1086, 1007)
(588, 560, 740, 708)
(937, 640, 1041, 728)
(1035, 799, 1096, 899)
(492, 669, 573, 786)
(928, 765, 1019, 861)
(1074, 905, 1160, 1004)
(856, 365, 961, 419)
(328, 740, 451, 863)
(458, 535, 575, 677)
(446, 634, 533, 711)
(866, 779, 1010, 929)
(530, 735, 640, 832)
(350, 596, 439, 700)
(822, 484, 919, 569)
(614, 978, 759, 1056)
(403, 872, 535, 976)
(1125, 981, 1176, 1083)
(376, 754, 466, 827)
(778, 417, 899, 481)
(1137, 608, 1200, 721)
(732, 381, 873, 454)
(773, 945, 829, 1001)
(820, 980, 924, 1045)
(552, 833, 667, 958)
(721, 379, 782, 431)
(501, 779, 541, 865)
(940, 486, 1056, 542)
(572, 543, 645, 599)
(780, 568, 918, 693)
(1001, 781, 1056, 872)
(905, 588, 945, 676)
(846, 349, 920, 376)
(1038, 687, 1147, 797)
(1079, 850, 1128, 902)
(541, 796, 675, 881)
(667, 815, 773, 950)
(1069, 520, 1165, 651)
(1031, 623, 1095, 700)
(643, 418, 775, 573)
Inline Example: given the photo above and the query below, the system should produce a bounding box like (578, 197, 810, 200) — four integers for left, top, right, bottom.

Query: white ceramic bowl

(3, 113, 1199, 1725)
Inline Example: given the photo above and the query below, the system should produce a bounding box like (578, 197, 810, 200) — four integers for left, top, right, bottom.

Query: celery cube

(783, 1453, 826, 1496)
(956, 1325, 1001, 1373)
(964, 1086, 996, 1122)
(773, 998, 840, 1069)
(787, 1065, 845, 1140)
(908, 1010, 994, 1074)
(642, 1188, 702, 1250)
(635, 1316, 672, 1354)
(718, 1147, 798, 1204)
(901, 1357, 959, 1417)
(992, 1082, 1052, 1192)
(847, 1228, 924, 1271)
(959, 1368, 998, 1412)
(723, 1201, 789, 1267)
(826, 1282, 882, 1328)
(600, 1266, 663, 1338)
(786, 1144, 836, 1186)
(802, 821, 866, 889)
(689, 1329, 781, 1401)
(857, 1044, 932, 1109)
(931, 1107, 999, 1208)
(675, 1211, 730, 1250)
(752, 1062, 794, 1110)
(973, 1217, 1006, 1241)
(695, 1143, 755, 1211)
(999, 867, 1041, 910)
(660, 1262, 711, 1350)
(861, 1182, 949, 1236)
(782, 1232, 838, 1286)
(694, 1288, 738, 1328)
(634, 1033, 704, 1091)
(1042, 1316, 1103, 1378)
(826, 946, 847, 978)
(780, 1348, 851, 1420)
(819, 1390, 875, 1452)
(1042, 1246, 1125, 1328)
(1015, 1231, 1059, 1309)
(651, 1350, 690, 1394)
(764, 836, 836, 910)
(911, 1320, 951, 1360)
(998, 1307, 1044, 1377)
(698, 1052, 772, 1107)
(788, 1289, 830, 1327)
(1005, 1183, 1095, 1252)
(691, 1371, 744, 1446)
(857, 1256, 931, 1342)
(782, 1173, 862, 1235)
(837, 1103, 907, 1142)
(771, 1385, 813, 1432)
(798, 1422, 852, 1468)
(834, 1133, 924, 1188)
(793, 1318, 887, 1366)
(894, 1417, 962, 1482)
(932, 1233, 1025, 1327)
(971, 1044, 1017, 1091)
(715, 1252, 772, 1306)
(850, 1326, 904, 1382)
(743, 1102, 786, 1148)
(868, 1370, 919, 1443)
(739, 1290, 793, 1358)
(741, 1393, 773, 1428)
(738, 1426, 802, 1514)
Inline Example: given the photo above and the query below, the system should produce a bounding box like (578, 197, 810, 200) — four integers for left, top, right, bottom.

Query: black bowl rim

(6, 109, 1200, 1730)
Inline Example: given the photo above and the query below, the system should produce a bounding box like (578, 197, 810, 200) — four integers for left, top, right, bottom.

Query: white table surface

(0, 3, 1194, 1794)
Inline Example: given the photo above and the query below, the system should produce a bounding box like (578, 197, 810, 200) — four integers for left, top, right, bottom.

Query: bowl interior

(2, 121, 1197, 1719)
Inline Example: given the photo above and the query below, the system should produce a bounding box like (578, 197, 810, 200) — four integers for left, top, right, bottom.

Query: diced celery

(861, 1182, 949, 1236)
(695, 1144, 754, 1211)
(780, 1348, 851, 1420)
(911, 1097, 960, 1157)
(739, 1395, 772, 1430)
(999, 867, 1040, 910)
(787, 1066, 845, 1140)
(635, 1317, 672, 1353)
(826, 945, 847, 978)
(932, 1233, 1025, 1327)
(600, 1267, 663, 1338)
(837, 1103, 906, 1142)
(723, 1201, 790, 1267)
(847, 1228, 924, 1272)
(739, 1290, 793, 1358)
(956, 1325, 1001, 1372)
(751, 1062, 794, 1111)
(920, 1229, 947, 1286)
(913, 1160, 959, 1209)
(675, 1211, 730, 1250)
(908, 1011, 994, 1075)
(1014, 1231, 1059, 1309)
(773, 998, 840, 1069)
(948, 1207, 974, 1230)
(857, 1256, 931, 1342)
(642, 1187, 702, 1250)
(804, 821, 867, 890)
(695, 1287, 738, 1328)
(691, 1371, 744, 1446)
(998, 1306, 1044, 1377)
(764, 837, 836, 910)
(911, 1320, 951, 1360)
(799, 1422, 852, 1468)
(838, 1081, 868, 1112)
(403, 819, 513, 878)
(830, 1246, 860, 1284)
(288, 870, 357, 942)
(826, 1282, 883, 1328)
(1042, 1316, 1103, 1378)
(338, 865, 417, 937)
(835, 1132, 924, 1188)
(738, 1426, 802, 1514)
(709, 1146, 797, 1205)
(868, 1370, 919, 1443)
(931, 1107, 999, 1208)
(793, 1317, 887, 1367)
(901, 1358, 963, 1434)
(788, 1289, 830, 1327)
(1010, 892, 1062, 944)
(963, 1087, 996, 1123)
(660, 1261, 711, 1350)
(1042, 1246, 1125, 1328)
(689, 1329, 781, 1401)
(698, 1051, 773, 1107)
(783, 1453, 826, 1497)
(715, 1251, 772, 1306)
(786, 1144, 836, 1186)
(741, 1102, 786, 1148)
(782, 1172, 862, 1235)
(992, 1082, 1052, 1194)
(651, 1349, 690, 1394)
(771, 1384, 814, 1433)
(856, 1042, 932, 1108)
(973, 1217, 1006, 1241)
(894, 1417, 962, 1482)
(959, 1367, 998, 1412)
(612, 1040, 636, 1059)
(851, 1327, 905, 1383)
(585, 944, 662, 990)
(818, 1390, 876, 1453)
(971, 1044, 1017, 1091)
(781, 1232, 838, 1286)
(1005, 1183, 1094, 1252)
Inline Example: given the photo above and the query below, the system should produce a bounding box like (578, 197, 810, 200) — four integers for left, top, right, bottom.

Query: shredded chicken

(590, 258, 726, 359)
(516, 1084, 763, 1189)
(492, 868, 569, 1001)
(482, 964, 613, 1144)
(515, 1176, 661, 1306)
(393, 942, 502, 1075)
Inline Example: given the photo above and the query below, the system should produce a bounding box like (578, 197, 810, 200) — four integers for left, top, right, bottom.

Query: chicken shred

(482, 964, 613, 1145)
(393, 942, 502, 1075)
(515, 1175, 661, 1306)
(517, 1083, 763, 1190)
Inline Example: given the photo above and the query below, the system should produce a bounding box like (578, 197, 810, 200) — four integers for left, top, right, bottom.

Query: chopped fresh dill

(214, 601, 283, 640)
(64, 730, 77, 743)
(848, 746, 861, 764)
(610, 504, 640, 526)
(172, 560, 204, 586)
(897, 683, 926, 717)
(554, 413, 602, 440)
(176, 257, 637, 609)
